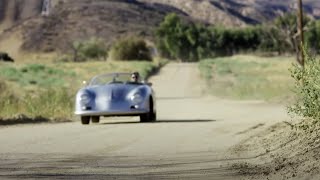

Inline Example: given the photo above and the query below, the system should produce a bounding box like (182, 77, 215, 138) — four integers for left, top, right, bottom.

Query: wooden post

(297, 0, 305, 68)
(41, 0, 51, 16)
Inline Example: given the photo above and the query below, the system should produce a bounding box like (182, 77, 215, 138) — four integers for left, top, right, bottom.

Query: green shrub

(81, 38, 107, 60)
(71, 38, 107, 62)
(288, 52, 320, 124)
(108, 36, 152, 61)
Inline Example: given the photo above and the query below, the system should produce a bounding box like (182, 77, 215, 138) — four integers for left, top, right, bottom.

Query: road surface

(0, 63, 289, 179)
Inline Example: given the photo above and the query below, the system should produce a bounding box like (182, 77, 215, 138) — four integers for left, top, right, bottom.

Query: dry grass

(199, 55, 295, 102)
(0, 58, 167, 122)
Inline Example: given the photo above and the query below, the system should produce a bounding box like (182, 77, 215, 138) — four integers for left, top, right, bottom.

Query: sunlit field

(0, 59, 166, 121)
(199, 55, 295, 102)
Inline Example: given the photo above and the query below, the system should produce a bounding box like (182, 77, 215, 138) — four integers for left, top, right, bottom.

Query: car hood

(84, 84, 142, 101)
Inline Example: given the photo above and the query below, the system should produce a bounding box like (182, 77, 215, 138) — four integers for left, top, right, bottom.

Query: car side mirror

(147, 82, 152, 86)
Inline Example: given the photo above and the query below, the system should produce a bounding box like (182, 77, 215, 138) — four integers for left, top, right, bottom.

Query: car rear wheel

(81, 116, 90, 125)
(92, 116, 100, 123)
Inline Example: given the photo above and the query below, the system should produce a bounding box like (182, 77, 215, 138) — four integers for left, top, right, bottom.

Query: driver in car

(131, 72, 140, 83)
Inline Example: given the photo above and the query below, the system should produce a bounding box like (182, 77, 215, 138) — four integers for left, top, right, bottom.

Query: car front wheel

(92, 116, 100, 123)
(140, 113, 150, 122)
(140, 98, 156, 123)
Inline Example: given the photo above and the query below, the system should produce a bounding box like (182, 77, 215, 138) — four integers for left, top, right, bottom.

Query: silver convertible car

(75, 73, 156, 124)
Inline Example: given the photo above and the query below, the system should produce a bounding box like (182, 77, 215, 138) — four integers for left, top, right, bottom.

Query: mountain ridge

(0, 0, 319, 54)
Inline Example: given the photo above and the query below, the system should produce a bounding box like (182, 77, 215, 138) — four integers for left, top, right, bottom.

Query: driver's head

(131, 72, 140, 82)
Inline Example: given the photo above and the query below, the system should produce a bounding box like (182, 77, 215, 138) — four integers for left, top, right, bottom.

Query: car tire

(92, 116, 100, 123)
(150, 112, 157, 122)
(150, 98, 156, 122)
(140, 113, 150, 122)
(140, 97, 156, 123)
(81, 116, 90, 125)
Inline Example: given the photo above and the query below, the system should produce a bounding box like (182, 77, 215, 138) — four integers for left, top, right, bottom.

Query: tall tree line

(155, 13, 320, 62)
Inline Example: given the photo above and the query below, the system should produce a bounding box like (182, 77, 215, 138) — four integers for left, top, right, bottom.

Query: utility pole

(41, 0, 51, 16)
(297, 0, 304, 68)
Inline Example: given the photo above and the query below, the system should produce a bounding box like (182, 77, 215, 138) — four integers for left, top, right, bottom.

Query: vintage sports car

(75, 73, 156, 124)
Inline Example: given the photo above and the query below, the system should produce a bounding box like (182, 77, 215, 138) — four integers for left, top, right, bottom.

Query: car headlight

(130, 93, 143, 104)
(80, 94, 91, 105)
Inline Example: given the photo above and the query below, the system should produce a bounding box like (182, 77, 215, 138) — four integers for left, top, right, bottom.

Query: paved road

(0, 63, 289, 179)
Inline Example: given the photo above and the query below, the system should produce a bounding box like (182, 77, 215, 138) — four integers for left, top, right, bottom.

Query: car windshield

(89, 73, 143, 86)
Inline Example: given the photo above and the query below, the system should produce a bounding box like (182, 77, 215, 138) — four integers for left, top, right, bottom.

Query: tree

(257, 25, 287, 54)
(274, 13, 310, 61)
(155, 13, 214, 61)
(305, 20, 320, 54)
(155, 13, 186, 60)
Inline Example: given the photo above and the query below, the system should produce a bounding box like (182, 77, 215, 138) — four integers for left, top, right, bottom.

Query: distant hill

(19, 0, 190, 52)
(0, 0, 189, 53)
(141, 0, 320, 26)
(0, 0, 319, 54)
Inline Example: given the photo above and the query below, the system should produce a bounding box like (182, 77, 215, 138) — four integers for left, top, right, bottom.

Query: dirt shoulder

(230, 119, 320, 180)
(0, 115, 70, 126)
